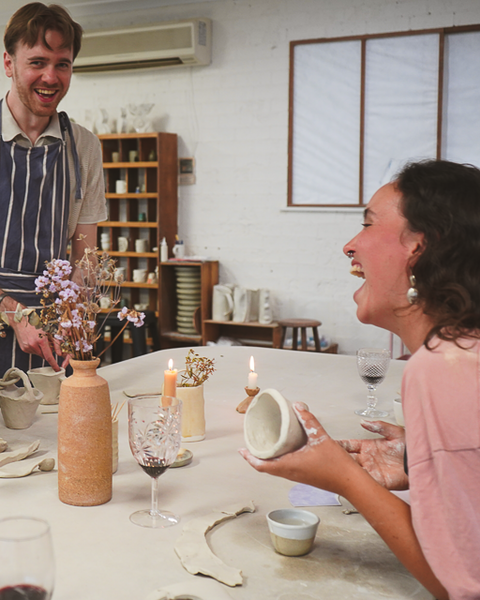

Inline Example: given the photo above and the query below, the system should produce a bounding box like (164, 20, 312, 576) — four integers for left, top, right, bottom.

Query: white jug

(233, 287, 258, 322)
(212, 285, 234, 321)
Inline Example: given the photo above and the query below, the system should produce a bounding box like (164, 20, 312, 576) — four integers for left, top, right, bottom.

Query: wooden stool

(279, 318, 322, 352)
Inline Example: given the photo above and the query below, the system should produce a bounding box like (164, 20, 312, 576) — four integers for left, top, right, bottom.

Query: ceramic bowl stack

(175, 266, 201, 335)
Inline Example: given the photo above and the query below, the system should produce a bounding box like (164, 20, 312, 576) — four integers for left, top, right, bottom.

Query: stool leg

(292, 327, 298, 350)
(301, 328, 307, 351)
(313, 327, 321, 352)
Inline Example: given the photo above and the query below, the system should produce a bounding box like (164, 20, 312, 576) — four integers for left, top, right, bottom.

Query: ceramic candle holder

(243, 388, 307, 459)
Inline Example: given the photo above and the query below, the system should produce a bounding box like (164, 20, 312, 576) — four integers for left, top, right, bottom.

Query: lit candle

(248, 356, 258, 389)
(164, 359, 177, 398)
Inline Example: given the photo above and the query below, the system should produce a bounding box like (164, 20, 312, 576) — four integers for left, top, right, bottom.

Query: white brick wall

(2, 0, 480, 354)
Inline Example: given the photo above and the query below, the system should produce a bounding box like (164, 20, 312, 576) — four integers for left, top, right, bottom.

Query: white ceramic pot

(27, 366, 66, 405)
(267, 509, 319, 556)
(244, 388, 307, 459)
(175, 384, 206, 442)
(0, 368, 43, 429)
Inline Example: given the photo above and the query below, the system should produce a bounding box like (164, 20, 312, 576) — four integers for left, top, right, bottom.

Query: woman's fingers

(360, 419, 405, 440)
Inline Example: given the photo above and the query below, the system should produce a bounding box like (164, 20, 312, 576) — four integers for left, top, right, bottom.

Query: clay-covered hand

(338, 420, 408, 490)
(239, 404, 359, 496)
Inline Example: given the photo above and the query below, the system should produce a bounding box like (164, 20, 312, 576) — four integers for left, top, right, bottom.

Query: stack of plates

(175, 266, 201, 335)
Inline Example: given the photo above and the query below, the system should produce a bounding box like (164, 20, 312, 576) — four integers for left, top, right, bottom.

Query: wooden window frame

(288, 25, 480, 207)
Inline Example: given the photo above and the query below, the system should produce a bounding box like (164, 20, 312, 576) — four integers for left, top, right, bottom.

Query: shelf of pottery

(158, 261, 219, 348)
(97, 132, 178, 316)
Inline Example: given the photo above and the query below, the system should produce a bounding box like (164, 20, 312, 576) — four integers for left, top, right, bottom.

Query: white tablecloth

(0, 346, 433, 599)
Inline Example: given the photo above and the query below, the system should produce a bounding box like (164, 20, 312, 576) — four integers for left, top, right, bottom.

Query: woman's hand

(239, 403, 359, 497)
(338, 421, 408, 490)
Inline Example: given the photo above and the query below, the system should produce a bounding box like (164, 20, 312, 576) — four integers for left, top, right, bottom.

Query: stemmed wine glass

(128, 395, 182, 528)
(0, 516, 54, 600)
(355, 348, 391, 418)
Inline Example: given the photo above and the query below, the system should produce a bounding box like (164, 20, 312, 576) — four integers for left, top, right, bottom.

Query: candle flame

(168, 358, 174, 370)
(249, 356, 255, 372)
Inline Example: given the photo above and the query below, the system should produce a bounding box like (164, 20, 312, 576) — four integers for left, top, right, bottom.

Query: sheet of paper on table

(289, 483, 341, 507)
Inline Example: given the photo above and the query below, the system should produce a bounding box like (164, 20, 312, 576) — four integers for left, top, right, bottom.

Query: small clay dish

(267, 509, 319, 556)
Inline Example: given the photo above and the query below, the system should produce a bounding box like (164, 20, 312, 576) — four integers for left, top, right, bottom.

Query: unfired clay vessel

(244, 388, 307, 459)
(0, 368, 43, 429)
(27, 366, 65, 405)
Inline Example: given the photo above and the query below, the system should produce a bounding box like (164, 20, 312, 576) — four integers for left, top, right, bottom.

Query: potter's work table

(0, 346, 433, 600)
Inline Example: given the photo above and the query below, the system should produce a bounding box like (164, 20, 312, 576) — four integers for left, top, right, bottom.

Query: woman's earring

(407, 275, 419, 305)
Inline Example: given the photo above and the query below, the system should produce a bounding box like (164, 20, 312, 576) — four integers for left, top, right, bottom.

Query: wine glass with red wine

(355, 348, 391, 418)
(0, 517, 54, 600)
(128, 395, 182, 528)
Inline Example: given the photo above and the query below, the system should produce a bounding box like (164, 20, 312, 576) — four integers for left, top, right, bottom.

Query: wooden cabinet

(158, 261, 219, 348)
(203, 320, 282, 348)
(97, 132, 177, 316)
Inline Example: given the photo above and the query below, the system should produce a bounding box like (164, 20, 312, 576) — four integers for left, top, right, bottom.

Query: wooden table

(0, 347, 432, 600)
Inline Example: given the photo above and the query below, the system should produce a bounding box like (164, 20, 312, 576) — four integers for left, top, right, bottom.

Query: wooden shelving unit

(97, 132, 178, 316)
(203, 320, 282, 348)
(158, 261, 219, 348)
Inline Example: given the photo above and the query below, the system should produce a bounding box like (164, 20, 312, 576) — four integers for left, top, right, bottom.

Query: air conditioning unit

(73, 18, 211, 73)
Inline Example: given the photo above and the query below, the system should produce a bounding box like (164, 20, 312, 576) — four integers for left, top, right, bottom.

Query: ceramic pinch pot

(244, 388, 307, 459)
(0, 368, 43, 429)
(27, 366, 66, 405)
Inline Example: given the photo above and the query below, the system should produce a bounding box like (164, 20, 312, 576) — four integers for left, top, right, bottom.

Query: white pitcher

(212, 285, 234, 321)
(233, 287, 258, 322)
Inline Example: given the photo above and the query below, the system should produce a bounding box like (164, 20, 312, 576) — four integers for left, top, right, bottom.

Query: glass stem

(150, 477, 159, 516)
(367, 385, 377, 409)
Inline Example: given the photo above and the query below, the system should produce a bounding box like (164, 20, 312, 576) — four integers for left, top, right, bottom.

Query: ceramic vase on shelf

(58, 358, 112, 506)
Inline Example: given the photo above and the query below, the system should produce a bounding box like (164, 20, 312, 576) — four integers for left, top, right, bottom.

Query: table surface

(0, 346, 433, 600)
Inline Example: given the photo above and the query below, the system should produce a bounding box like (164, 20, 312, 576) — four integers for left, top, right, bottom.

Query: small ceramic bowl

(267, 509, 320, 556)
(244, 389, 307, 459)
(393, 397, 405, 426)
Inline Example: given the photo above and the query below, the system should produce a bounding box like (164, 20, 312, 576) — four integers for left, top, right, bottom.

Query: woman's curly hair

(396, 159, 480, 346)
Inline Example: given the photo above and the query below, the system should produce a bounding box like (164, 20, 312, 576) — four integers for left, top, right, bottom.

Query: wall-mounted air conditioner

(73, 18, 211, 73)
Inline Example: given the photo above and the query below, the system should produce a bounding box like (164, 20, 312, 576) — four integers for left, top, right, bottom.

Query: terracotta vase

(58, 358, 112, 506)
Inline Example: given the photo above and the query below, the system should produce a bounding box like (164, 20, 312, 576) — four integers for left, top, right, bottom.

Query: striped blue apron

(0, 100, 82, 376)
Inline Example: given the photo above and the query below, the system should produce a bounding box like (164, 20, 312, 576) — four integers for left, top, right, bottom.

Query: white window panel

(363, 34, 439, 203)
(291, 40, 361, 205)
(442, 31, 480, 167)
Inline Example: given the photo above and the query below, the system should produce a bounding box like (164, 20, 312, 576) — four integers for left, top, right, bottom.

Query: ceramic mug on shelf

(118, 237, 129, 252)
(133, 269, 147, 283)
(172, 242, 185, 259)
(135, 239, 149, 253)
(111, 152, 119, 163)
(129, 150, 138, 162)
(115, 180, 127, 194)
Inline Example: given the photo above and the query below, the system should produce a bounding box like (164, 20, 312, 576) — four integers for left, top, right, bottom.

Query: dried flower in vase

(178, 349, 216, 387)
(27, 244, 144, 361)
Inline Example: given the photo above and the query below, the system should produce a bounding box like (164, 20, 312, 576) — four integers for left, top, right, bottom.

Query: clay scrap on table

(0, 440, 40, 468)
(0, 457, 55, 478)
(144, 578, 234, 600)
(174, 501, 255, 587)
(0, 438, 7, 452)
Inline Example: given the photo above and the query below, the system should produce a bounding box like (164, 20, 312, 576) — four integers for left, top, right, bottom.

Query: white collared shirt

(1, 94, 63, 147)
